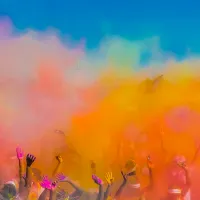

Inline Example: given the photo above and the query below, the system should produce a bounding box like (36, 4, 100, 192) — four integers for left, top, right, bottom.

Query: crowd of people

(0, 140, 196, 200)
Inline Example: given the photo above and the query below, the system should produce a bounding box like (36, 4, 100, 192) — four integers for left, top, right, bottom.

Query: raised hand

(40, 176, 57, 190)
(40, 176, 52, 190)
(56, 173, 68, 182)
(16, 146, 24, 160)
(105, 172, 114, 185)
(114, 171, 128, 198)
(56, 155, 63, 163)
(92, 174, 103, 185)
(26, 154, 36, 167)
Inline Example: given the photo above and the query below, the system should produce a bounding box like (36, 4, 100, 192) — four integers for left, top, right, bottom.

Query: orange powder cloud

(0, 20, 200, 197)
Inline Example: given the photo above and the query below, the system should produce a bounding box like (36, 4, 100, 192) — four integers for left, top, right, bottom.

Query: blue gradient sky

(0, 0, 200, 56)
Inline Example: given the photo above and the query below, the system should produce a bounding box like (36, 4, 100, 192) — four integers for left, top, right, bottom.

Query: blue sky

(0, 0, 200, 56)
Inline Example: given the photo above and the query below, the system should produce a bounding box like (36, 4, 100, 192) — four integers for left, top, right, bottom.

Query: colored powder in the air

(0, 18, 200, 198)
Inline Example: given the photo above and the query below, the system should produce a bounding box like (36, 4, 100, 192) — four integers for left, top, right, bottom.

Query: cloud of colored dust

(1, 17, 200, 196)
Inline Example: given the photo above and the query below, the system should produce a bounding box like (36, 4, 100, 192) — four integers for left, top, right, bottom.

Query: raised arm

(16, 147, 25, 182)
(18, 153, 36, 199)
(16, 147, 25, 194)
(92, 174, 104, 200)
(39, 176, 57, 200)
(104, 172, 114, 200)
(114, 171, 127, 199)
(25, 154, 36, 188)
(52, 155, 63, 177)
